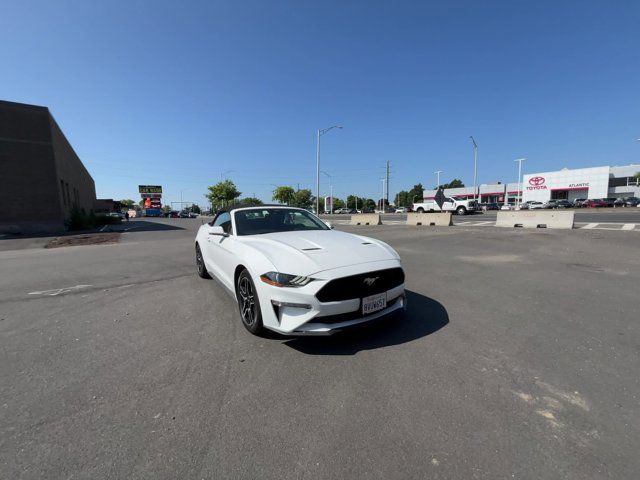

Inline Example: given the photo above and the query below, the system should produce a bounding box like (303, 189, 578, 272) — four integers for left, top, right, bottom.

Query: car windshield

(234, 208, 330, 236)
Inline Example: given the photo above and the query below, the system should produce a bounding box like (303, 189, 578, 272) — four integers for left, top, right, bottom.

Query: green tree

(205, 180, 241, 209)
(440, 178, 465, 189)
(138, 199, 146, 208)
(119, 199, 135, 208)
(189, 204, 201, 214)
(395, 190, 410, 207)
(291, 189, 313, 209)
(332, 198, 345, 210)
(364, 198, 377, 211)
(162, 205, 172, 214)
(634, 171, 640, 181)
(238, 197, 264, 205)
(272, 186, 296, 205)
(346, 195, 368, 210)
(408, 183, 424, 204)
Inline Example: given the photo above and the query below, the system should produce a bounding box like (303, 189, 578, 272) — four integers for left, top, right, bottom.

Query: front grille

(315, 267, 404, 302)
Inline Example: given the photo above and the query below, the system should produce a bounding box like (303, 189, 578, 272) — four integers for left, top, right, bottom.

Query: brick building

(0, 100, 96, 233)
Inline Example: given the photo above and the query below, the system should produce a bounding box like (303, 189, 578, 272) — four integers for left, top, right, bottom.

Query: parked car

(333, 208, 353, 214)
(478, 202, 500, 211)
(601, 198, 617, 207)
(520, 201, 544, 210)
(623, 197, 640, 207)
(572, 198, 587, 208)
(583, 199, 607, 208)
(543, 200, 559, 209)
(395, 207, 409, 213)
(188, 212, 199, 218)
(168, 211, 180, 218)
(108, 211, 125, 219)
(194, 206, 405, 336)
(554, 200, 573, 208)
(613, 198, 625, 207)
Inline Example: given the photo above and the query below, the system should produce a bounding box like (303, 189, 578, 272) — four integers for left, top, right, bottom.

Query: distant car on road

(168, 211, 180, 218)
(108, 212, 125, 219)
(179, 211, 190, 218)
(395, 207, 409, 213)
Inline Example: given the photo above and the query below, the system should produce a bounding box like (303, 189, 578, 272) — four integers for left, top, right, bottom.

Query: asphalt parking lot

(1, 218, 639, 479)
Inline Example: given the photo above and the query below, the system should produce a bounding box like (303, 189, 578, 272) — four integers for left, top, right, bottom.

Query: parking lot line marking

(473, 221, 495, 226)
(456, 221, 471, 225)
(581, 223, 598, 229)
(621, 224, 635, 231)
(28, 285, 93, 296)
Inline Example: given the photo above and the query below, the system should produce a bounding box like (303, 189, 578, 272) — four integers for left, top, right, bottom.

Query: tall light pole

(380, 178, 386, 211)
(316, 125, 342, 214)
(180, 189, 188, 209)
(434, 170, 443, 189)
(470, 136, 478, 200)
(514, 158, 526, 206)
(321, 171, 333, 213)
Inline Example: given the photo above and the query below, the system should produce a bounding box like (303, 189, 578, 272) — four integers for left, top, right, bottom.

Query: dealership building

(422, 164, 640, 204)
(0, 100, 97, 233)
(521, 165, 640, 203)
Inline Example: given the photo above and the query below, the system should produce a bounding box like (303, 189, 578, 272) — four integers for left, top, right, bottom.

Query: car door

(442, 198, 456, 211)
(203, 212, 238, 289)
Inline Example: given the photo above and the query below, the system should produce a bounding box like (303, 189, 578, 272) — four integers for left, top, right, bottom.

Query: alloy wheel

(238, 276, 256, 326)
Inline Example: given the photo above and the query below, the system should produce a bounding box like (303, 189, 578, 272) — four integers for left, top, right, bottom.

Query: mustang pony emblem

(363, 277, 379, 286)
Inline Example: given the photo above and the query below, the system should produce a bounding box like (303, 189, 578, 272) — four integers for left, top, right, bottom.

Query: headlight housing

(260, 272, 314, 287)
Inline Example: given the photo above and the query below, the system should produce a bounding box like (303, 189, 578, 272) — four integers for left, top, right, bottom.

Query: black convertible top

(210, 204, 308, 224)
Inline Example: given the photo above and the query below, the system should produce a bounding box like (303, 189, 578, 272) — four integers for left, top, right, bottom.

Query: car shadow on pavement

(104, 220, 186, 232)
(282, 290, 449, 355)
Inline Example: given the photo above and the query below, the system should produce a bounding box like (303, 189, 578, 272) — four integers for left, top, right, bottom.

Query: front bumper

(255, 260, 405, 335)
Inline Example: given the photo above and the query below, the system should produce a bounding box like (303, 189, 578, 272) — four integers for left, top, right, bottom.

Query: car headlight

(260, 272, 314, 287)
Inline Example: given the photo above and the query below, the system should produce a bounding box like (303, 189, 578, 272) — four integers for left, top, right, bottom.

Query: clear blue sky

(2, 0, 639, 206)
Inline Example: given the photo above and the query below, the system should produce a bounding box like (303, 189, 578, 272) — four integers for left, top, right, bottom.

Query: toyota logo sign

(529, 176, 545, 186)
(526, 176, 548, 190)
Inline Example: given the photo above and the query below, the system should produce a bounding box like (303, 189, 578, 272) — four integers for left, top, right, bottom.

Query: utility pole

(386, 160, 390, 206)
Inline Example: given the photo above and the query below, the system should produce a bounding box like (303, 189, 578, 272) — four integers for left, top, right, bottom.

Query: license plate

(362, 293, 387, 315)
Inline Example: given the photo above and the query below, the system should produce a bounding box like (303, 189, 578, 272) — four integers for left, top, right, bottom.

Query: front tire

(416, 207, 425, 213)
(456, 206, 467, 215)
(236, 269, 264, 335)
(195, 244, 211, 279)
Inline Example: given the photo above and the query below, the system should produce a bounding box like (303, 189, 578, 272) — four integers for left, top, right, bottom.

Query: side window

(213, 212, 233, 234)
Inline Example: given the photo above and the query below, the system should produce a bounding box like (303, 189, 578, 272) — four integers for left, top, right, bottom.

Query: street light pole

(470, 136, 478, 201)
(514, 158, 526, 206)
(321, 171, 333, 213)
(435, 170, 443, 188)
(316, 125, 342, 215)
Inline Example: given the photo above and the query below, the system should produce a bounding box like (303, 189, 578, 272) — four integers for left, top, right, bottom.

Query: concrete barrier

(406, 212, 453, 226)
(496, 210, 575, 229)
(349, 214, 382, 226)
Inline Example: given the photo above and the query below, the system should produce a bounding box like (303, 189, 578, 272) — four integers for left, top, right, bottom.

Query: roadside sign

(435, 188, 446, 209)
(139, 185, 162, 194)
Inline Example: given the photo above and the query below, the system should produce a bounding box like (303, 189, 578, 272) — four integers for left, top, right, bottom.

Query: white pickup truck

(412, 197, 479, 215)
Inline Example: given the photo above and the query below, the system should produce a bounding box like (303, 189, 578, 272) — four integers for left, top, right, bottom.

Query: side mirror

(208, 226, 228, 236)
(325, 221, 334, 229)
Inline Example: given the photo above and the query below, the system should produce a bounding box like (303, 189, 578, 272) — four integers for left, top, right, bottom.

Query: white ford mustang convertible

(195, 205, 406, 335)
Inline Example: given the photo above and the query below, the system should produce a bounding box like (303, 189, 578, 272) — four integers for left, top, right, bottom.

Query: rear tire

(416, 208, 425, 213)
(236, 269, 264, 335)
(456, 207, 467, 215)
(195, 244, 211, 279)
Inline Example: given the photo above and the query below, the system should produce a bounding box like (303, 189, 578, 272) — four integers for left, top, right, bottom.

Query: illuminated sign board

(138, 185, 163, 194)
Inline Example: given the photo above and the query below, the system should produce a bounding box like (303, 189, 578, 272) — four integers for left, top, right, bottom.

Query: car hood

(238, 229, 399, 276)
